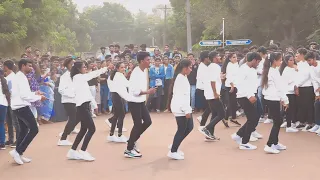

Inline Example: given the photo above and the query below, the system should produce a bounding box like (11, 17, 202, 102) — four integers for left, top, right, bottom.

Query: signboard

(225, 39, 252, 46)
(199, 40, 222, 47)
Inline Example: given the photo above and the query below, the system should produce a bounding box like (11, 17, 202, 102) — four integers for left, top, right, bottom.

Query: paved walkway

(1, 113, 319, 180)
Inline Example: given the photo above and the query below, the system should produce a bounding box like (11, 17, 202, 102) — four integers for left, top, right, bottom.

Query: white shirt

(73, 67, 107, 106)
(11, 71, 41, 110)
(128, 67, 148, 103)
(113, 72, 132, 101)
(295, 61, 312, 87)
(5, 72, 15, 93)
(204, 63, 222, 100)
(0, 79, 8, 107)
(311, 61, 320, 96)
(196, 62, 208, 90)
(235, 63, 257, 99)
(225, 62, 239, 87)
(170, 74, 192, 116)
(107, 76, 115, 93)
(282, 67, 298, 94)
(256, 58, 265, 86)
(262, 67, 289, 104)
(58, 71, 76, 104)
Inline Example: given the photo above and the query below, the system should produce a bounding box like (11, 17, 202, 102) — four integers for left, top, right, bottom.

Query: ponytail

(261, 52, 282, 89)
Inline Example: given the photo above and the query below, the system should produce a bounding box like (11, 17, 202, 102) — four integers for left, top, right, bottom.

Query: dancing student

(107, 62, 132, 143)
(294, 48, 314, 131)
(124, 51, 156, 158)
(196, 51, 211, 124)
(261, 53, 289, 154)
(10, 59, 46, 165)
(199, 51, 225, 141)
(167, 59, 193, 160)
(222, 52, 241, 127)
(231, 52, 262, 150)
(57, 58, 80, 146)
(279, 54, 299, 132)
(306, 52, 320, 133)
(66, 61, 108, 161)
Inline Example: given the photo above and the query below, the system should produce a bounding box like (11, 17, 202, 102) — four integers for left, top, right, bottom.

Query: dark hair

(279, 54, 294, 75)
(243, 48, 250, 54)
(209, 51, 219, 62)
(155, 57, 161, 61)
(297, 48, 308, 56)
(187, 53, 194, 57)
(221, 52, 236, 74)
(249, 45, 258, 51)
(3, 60, 15, 70)
(137, 51, 150, 63)
(18, 59, 32, 70)
(34, 48, 40, 52)
(257, 46, 267, 55)
(167, 59, 192, 111)
(261, 52, 282, 89)
(109, 44, 114, 48)
(21, 54, 27, 58)
(25, 46, 31, 50)
(110, 62, 124, 80)
(200, 51, 210, 62)
(247, 52, 262, 62)
(268, 44, 279, 52)
(70, 61, 84, 79)
(0, 75, 10, 104)
(165, 45, 169, 48)
(115, 44, 120, 48)
(305, 51, 315, 60)
(63, 57, 74, 68)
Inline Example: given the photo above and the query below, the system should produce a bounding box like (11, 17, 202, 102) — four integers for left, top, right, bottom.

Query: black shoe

(10, 142, 17, 148)
(222, 119, 229, 128)
(205, 135, 220, 141)
(200, 128, 215, 139)
(296, 124, 305, 129)
(230, 120, 241, 127)
(0, 144, 6, 150)
(5, 141, 13, 146)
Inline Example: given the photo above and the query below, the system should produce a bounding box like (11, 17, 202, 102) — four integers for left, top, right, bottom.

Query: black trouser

(205, 99, 225, 134)
(236, 97, 259, 144)
(196, 89, 208, 110)
(13, 106, 39, 155)
(200, 107, 211, 126)
(162, 79, 172, 110)
(225, 87, 237, 120)
(127, 102, 152, 151)
(6, 106, 20, 143)
(71, 102, 95, 151)
(171, 116, 194, 152)
(264, 100, 282, 146)
(61, 103, 79, 140)
(297, 86, 315, 124)
(110, 92, 125, 136)
(286, 94, 297, 127)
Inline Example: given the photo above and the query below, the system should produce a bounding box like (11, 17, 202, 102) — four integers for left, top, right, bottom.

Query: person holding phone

(262, 53, 289, 154)
(9, 59, 46, 165)
(167, 59, 193, 160)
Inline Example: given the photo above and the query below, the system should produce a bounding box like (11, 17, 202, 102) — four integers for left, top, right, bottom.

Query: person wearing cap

(97, 47, 107, 61)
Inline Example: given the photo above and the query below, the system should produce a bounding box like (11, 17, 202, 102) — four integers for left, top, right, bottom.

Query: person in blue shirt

(162, 56, 174, 111)
(147, 57, 165, 113)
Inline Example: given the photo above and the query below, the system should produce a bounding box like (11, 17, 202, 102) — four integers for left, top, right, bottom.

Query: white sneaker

(239, 143, 257, 150)
(293, 121, 300, 128)
(105, 119, 112, 128)
(79, 150, 95, 161)
(168, 144, 184, 156)
(20, 156, 32, 163)
(308, 125, 319, 133)
(197, 116, 202, 123)
(231, 133, 242, 145)
(251, 131, 263, 139)
(107, 135, 119, 142)
(236, 111, 242, 117)
(198, 126, 205, 131)
(57, 140, 73, 146)
(259, 117, 265, 123)
(116, 135, 128, 143)
(59, 132, 63, 137)
(67, 149, 82, 160)
(115, 127, 128, 132)
(167, 151, 184, 160)
(250, 135, 258, 142)
(124, 149, 142, 158)
(264, 145, 280, 154)
(272, 143, 287, 150)
(9, 150, 23, 165)
(302, 125, 311, 132)
(92, 114, 97, 118)
(315, 127, 320, 134)
(286, 127, 299, 133)
(280, 122, 287, 128)
(72, 128, 80, 134)
(264, 118, 273, 124)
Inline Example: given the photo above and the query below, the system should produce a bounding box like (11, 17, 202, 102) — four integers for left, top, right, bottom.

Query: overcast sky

(72, 0, 170, 13)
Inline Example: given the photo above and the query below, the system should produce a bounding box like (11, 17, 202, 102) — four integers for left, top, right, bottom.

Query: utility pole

(157, 5, 171, 48)
(186, 0, 192, 53)
(222, 18, 225, 48)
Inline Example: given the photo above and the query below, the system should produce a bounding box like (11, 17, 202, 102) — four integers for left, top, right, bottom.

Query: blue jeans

(190, 85, 196, 109)
(0, 105, 8, 144)
(108, 91, 113, 107)
(100, 84, 109, 111)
